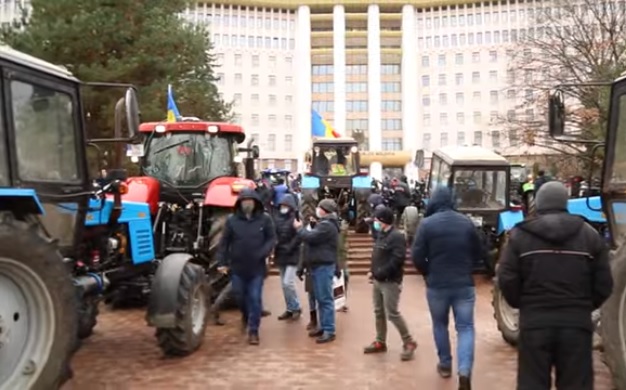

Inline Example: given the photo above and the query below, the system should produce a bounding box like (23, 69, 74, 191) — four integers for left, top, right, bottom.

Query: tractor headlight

(155, 125, 166, 133)
(207, 125, 219, 133)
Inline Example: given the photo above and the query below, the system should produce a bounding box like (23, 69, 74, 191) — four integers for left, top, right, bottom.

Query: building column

(333, 5, 346, 135)
(367, 4, 382, 179)
(401, 5, 418, 178)
(295, 5, 312, 173)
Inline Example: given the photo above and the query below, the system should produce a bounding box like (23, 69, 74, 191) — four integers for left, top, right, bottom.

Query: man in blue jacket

(411, 187, 482, 390)
(217, 188, 276, 345)
(293, 198, 341, 344)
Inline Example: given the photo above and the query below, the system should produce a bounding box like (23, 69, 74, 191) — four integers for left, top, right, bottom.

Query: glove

(296, 268, 304, 281)
(334, 267, 342, 279)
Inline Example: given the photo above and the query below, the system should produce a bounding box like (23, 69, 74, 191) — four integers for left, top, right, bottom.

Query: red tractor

(121, 118, 259, 303)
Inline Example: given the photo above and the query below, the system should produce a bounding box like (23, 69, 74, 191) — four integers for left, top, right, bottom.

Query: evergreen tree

(1, 0, 232, 140)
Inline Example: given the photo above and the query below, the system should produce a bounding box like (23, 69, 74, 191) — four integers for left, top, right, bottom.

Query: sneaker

(400, 340, 417, 361)
(290, 310, 302, 320)
(363, 341, 388, 354)
(316, 333, 336, 344)
(308, 328, 323, 337)
(248, 333, 260, 346)
(458, 376, 471, 390)
(261, 309, 271, 317)
(437, 364, 452, 379)
(277, 311, 293, 320)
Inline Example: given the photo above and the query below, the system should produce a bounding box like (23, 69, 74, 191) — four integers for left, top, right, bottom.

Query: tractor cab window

(11, 79, 79, 182)
(144, 132, 233, 187)
(610, 94, 626, 183)
(453, 168, 507, 209)
(428, 157, 452, 194)
(312, 144, 357, 176)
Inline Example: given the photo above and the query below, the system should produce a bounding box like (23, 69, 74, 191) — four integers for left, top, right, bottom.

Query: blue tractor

(301, 138, 372, 232)
(0, 47, 208, 389)
(260, 168, 292, 209)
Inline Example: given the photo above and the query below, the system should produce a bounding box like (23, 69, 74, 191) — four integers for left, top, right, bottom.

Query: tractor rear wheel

(155, 262, 208, 356)
(0, 213, 76, 390)
(492, 279, 519, 346)
(600, 244, 626, 390)
(354, 189, 371, 234)
(301, 189, 318, 222)
(208, 212, 235, 308)
(77, 297, 99, 340)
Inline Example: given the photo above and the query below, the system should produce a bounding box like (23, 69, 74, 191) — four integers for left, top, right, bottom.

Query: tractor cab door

(4, 66, 90, 256)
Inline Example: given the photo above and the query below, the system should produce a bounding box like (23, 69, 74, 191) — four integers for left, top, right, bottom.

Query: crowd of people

(212, 172, 613, 390)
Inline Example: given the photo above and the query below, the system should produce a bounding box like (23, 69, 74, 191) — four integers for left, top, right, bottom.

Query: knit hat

(374, 206, 395, 225)
(535, 181, 568, 212)
(318, 198, 337, 213)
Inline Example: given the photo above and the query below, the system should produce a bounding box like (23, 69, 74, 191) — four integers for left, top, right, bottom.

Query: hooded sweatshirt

(497, 181, 612, 330)
(217, 188, 276, 277)
(411, 187, 483, 288)
(274, 194, 301, 266)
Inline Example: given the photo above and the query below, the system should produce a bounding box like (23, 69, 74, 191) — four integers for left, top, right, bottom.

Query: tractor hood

(204, 176, 256, 208)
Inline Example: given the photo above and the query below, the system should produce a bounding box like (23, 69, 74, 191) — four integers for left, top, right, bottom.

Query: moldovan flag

(166, 84, 181, 123)
(311, 109, 340, 138)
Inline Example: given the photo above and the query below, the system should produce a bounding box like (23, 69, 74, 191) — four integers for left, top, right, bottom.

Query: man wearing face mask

(217, 188, 276, 345)
(274, 193, 302, 321)
(293, 199, 341, 343)
(364, 206, 417, 361)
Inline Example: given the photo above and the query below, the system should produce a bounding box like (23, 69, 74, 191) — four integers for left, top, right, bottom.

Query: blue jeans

(311, 264, 335, 335)
(231, 273, 264, 334)
(279, 265, 301, 312)
(426, 286, 476, 377)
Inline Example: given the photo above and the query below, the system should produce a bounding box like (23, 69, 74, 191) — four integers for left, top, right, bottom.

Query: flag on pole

(311, 109, 340, 138)
(166, 84, 181, 123)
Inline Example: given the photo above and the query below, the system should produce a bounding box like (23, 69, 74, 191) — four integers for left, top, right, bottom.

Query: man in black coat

(363, 206, 417, 361)
(497, 181, 613, 390)
(274, 193, 302, 321)
(216, 189, 276, 345)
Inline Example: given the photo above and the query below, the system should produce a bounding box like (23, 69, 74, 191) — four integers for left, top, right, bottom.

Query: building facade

(1, 0, 548, 172)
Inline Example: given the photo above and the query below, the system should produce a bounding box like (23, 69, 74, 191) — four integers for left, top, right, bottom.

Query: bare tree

(497, 0, 626, 165)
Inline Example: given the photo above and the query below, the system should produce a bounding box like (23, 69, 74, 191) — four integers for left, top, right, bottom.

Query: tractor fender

(146, 253, 196, 328)
(0, 188, 44, 215)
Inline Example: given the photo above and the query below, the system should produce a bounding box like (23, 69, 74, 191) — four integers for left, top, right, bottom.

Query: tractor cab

(309, 138, 360, 178)
(129, 119, 259, 210)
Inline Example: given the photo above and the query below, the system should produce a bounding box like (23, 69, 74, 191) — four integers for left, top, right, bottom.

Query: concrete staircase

(346, 232, 418, 275)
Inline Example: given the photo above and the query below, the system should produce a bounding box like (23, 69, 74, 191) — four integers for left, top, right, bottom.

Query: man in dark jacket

(497, 181, 613, 390)
(363, 206, 417, 361)
(293, 198, 341, 343)
(412, 187, 482, 390)
(274, 193, 302, 321)
(217, 189, 276, 345)
(533, 169, 550, 193)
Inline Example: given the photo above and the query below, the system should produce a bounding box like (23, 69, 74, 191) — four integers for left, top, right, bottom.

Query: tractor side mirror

(548, 91, 565, 139)
(251, 145, 260, 159)
(125, 88, 140, 141)
(414, 149, 425, 168)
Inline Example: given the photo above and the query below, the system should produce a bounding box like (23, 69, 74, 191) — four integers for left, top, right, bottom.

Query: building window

(269, 95, 276, 106)
(422, 75, 430, 87)
(438, 54, 446, 66)
(472, 52, 480, 63)
(472, 72, 480, 84)
(252, 55, 260, 67)
(284, 134, 292, 151)
(267, 134, 276, 151)
(456, 112, 465, 124)
(457, 131, 466, 145)
(455, 73, 463, 86)
(235, 73, 242, 85)
(473, 111, 482, 124)
(490, 91, 499, 104)
(423, 114, 431, 126)
(473, 91, 481, 100)
(381, 119, 402, 130)
(381, 82, 401, 93)
(491, 131, 501, 147)
(381, 64, 400, 74)
(422, 55, 430, 67)
(455, 53, 463, 65)
(217, 73, 225, 86)
(269, 75, 276, 86)
(251, 114, 259, 126)
(438, 74, 446, 86)
(440, 113, 448, 125)
(234, 93, 242, 104)
(422, 95, 431, 106)
(489, 50, 497, 62)
(489, 71, 498, 82)
(474, 131, 483, 146)
(382, 100, 401, 111)
(439, 93, 447, 105)
(440, 132, 448, 147)
(235, 54, 242, 66)
(285, 115, 293, 128)
(423, 133, 431, 150)
(251, 74, 259, 86)
(456, 92, 464, 105)
(251, 94, 259, 104)
(382, 138, 403, 151)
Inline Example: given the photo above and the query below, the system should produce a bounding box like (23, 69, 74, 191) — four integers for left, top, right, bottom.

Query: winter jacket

(497, 211, 613, 331)
(298, 213, 340, 267)
(371, 226, 406, 283)
(411, 187, 483, 289)
(533, 175, 550, 193)
(274, 194, 301, 267)
(392, 182, 411, 208)
(401, 205, 419, 236)
(368, 193, 384, 209)
(217, 189, 276, 277)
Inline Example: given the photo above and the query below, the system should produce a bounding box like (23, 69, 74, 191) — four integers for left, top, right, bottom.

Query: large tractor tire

(0, 213, 77, 390)
(354, 188, 371, 234)
(155, 262, 209, 357)
(77, 297, 99, 340)
(600, 244, 626, 390)
(492, 280, 519, 346)
(207, 212, 234, 308)
(301, 189, 318, 222)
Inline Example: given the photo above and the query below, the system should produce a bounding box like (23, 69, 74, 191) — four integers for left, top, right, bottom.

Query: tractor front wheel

(155, 262, 209, 357)
(492, 280, 519, 346)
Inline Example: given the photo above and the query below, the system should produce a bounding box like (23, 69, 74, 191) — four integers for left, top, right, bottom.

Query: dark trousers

(517, 327, 594, 390)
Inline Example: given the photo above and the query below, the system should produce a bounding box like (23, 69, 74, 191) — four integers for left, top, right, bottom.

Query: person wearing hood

(274, 193, 302, 321)
(366, 193, 385, 239)
(293, 198, 341, 344)
(497, 182, 612, 390)
(216, 188, 276, 345)
(411, 186, 483, 390)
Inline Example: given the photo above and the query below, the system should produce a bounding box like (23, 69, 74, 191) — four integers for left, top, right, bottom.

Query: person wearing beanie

(497, 181, 613, 390)
(363, 206, 418, 361)
(411, 186, 483, 390)
(293, 198, 341, 343)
